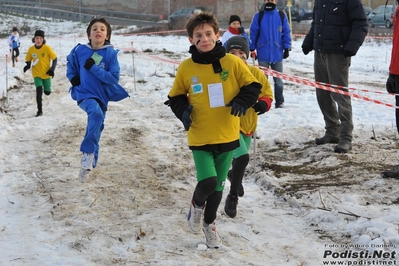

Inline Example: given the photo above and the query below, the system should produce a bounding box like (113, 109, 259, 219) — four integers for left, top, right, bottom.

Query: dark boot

(334, 142, 352, 153)
(381, 165, 399, 178)
(315, 135, 339, 145)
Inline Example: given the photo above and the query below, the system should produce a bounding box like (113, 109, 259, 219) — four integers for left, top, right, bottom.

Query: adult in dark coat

(301, 0, 368, 153)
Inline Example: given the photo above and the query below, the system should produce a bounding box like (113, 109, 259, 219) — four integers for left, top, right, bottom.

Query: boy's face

(34, 36, 44, 46)
(88, 22, 109, 46)
(228, 49, 247, 62)
(229, 21, 241, 28)
(189, 23, 220, 53)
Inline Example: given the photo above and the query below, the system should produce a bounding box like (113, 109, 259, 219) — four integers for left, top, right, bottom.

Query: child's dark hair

(86, 18, 112, 43)
(185, 12, 219, 38)
(31, 37, 46, 44)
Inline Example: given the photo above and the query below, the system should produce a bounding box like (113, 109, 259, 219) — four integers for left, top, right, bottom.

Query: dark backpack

(254, 10, 285, 46)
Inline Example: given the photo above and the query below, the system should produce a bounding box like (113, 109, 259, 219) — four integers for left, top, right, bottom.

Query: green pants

(33, 77, 52, 113)
(192, 150, 233, 191)
(34, 77, 52, 93)
(233, 133, 252, 159)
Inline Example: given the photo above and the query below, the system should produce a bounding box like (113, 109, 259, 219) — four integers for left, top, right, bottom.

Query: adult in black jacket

(301, 0, 368, 153)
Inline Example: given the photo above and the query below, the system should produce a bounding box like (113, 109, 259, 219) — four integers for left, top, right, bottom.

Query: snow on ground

(0, 14, 398, 266)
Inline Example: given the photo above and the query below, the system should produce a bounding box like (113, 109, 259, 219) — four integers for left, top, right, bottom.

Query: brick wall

(45, 0, 260, 22)
(47, 0, 397, 16)
(217, 0, 259, 22)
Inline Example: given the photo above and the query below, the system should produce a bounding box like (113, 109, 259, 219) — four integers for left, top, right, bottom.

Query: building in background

(39, 0, 258, 22)
(11, 0, 397, 22)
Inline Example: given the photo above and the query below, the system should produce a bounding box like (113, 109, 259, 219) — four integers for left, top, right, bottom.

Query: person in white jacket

(8, 27, 20, 67)
(221, 15, 250, 46)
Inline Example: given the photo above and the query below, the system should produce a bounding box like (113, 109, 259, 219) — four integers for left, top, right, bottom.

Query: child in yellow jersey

(24, 30, 57, 117)
(223, 36, 273, 218)
(168, 12, 262, 249)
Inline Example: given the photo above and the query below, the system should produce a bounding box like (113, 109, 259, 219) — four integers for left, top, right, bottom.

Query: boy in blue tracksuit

(66, 18, 129, 182)
(249, 0, 291, 108)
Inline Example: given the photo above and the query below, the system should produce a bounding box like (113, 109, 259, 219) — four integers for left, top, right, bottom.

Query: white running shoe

(202, 222, 221, 249)
(187, 199, 204, 234)
(78, 168, 90, 183)
(79, 153, 94, 183)
(81, 152, 94, 170)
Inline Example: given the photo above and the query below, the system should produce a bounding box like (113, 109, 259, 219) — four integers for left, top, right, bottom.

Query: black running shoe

(224, 194, 238, 218)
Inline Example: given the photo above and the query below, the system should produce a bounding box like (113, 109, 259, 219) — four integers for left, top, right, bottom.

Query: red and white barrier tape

(259, 66, 396, 108)
(126, 28, 393, 40)
(123, 43, 396, 109)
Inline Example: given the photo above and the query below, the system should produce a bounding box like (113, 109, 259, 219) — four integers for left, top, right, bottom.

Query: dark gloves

(84, 58, 95, 70)
(70, 76, 81, 86)
(226, 82, 261, 116)
(46, 69, 54, 78)
(226, 101, 247, 116)
(182, 105, 193, 131)
(168, 94, 190, 123)
(252, 100, 268, 115)
(283, 49, 289, 59)
(344, 50, 355, 57)
(302, 47, 311, 55)
(386, 74, 396, 93)
(238, 27, 245, 34)
(250, 50, 257, 60)
(164, 99, 170, 106)
(23, 62, 31, 73)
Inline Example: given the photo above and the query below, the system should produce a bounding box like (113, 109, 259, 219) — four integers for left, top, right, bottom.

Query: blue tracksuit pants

(78, 99, 106, 168)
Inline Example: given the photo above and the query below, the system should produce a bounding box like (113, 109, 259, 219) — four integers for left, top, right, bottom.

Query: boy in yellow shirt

(224, 36, 273, 218)
(24, 30, 57, 117)
(168, 12, 261, 249)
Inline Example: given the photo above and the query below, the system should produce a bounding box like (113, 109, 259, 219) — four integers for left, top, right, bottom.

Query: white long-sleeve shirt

(8, 32, 20, 49)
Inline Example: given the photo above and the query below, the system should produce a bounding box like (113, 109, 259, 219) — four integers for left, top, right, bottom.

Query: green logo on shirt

(220, 69, 228, 81)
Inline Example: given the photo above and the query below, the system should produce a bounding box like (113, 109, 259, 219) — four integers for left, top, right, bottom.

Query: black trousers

(36, 86, 43, 113)
(11, 47, 19, 63)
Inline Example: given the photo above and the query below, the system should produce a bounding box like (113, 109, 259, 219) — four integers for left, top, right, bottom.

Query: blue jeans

(79, 99, 106, 168)
(258, 60, 284, 107)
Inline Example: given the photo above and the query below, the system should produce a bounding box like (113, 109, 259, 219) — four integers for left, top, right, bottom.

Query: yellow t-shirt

(239, 65, 273, 135)
(25, 44, 57, 79)
(169, 53, 260, 147)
